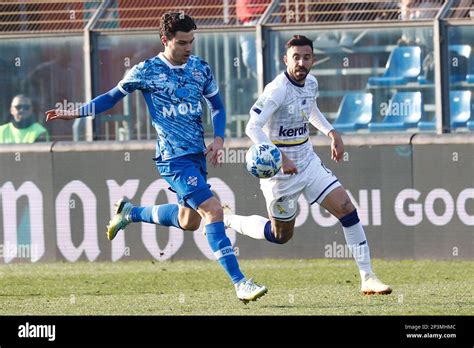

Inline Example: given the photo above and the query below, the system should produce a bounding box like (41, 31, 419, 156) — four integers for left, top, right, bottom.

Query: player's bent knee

(206, 206, 223, 221)
(180, 219, 201, 231)
(341, 202, 355, 216)
(198, 198, 223, 222)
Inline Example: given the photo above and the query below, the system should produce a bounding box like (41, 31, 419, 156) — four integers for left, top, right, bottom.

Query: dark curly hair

(159, 12, 197, 40)
(286, 35, 313, 52)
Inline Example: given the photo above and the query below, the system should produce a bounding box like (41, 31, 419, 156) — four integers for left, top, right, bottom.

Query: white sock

(227, 214, 268, 240)
(342, 222, 373, 278)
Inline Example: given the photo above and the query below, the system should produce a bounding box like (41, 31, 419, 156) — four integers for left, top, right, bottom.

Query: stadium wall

(0, 134, 473, 263)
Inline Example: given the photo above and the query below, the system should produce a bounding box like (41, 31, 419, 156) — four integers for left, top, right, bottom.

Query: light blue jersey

(117, 53, 219, 161)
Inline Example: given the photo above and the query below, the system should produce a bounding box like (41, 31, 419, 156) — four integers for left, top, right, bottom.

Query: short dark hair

(286, 35, 313, 52)
(160, 12, 197, 40)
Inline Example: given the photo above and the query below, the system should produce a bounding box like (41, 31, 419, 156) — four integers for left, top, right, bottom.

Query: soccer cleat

(360, 273, 392, 295)
(222, 204, 233, 229)
(235, 278, 268, 303)
(106, 198, 133, 241)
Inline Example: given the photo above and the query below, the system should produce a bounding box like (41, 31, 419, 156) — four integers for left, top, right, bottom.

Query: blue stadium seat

(418, 90, 472, 130)
(332, 93, 372, 132)
(467, 121, 474, 130)
(368, 46, 422, 86)
(368, 92, 424, 131)
(450, 90, 472, 128)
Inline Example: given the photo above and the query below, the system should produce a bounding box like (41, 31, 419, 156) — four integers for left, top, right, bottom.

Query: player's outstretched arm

(204, 92, 226, 167)
(45, 86, 127, 123)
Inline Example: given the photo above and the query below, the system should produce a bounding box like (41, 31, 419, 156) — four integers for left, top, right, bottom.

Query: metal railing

(0, 0, 103, 33)
(446, 0, 473, 18)
(90, 0, 272, 30)
(266, 0, 446, 24)
(0, 0, 461, 33)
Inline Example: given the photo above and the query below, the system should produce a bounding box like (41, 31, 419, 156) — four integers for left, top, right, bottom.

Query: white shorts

(260, 152, 341, 221)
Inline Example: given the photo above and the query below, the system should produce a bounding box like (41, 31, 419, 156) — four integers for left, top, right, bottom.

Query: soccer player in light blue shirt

(46, 12, 267, 303)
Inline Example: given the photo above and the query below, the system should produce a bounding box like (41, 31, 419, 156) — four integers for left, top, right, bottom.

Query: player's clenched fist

(281, 152, 298, 175)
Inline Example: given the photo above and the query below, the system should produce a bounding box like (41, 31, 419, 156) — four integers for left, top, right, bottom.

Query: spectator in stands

(236, 0, 268, 78)
(0, 95, 49, 143)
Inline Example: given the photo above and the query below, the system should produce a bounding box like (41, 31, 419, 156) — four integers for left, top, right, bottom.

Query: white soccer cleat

(106, 198, 133, 241)
(222, 204, 233, 229)
(361, 273, 392, 295)
(235, 278, 268, 303)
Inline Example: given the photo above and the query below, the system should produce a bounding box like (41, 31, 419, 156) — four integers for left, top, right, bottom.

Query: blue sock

(130, 204, 181, 229)
(205, 221, 245, 284)
(263, 221, 283, 244)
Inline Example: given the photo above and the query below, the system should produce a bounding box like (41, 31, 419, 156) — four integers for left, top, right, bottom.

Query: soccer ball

(245, 143, 282, 178)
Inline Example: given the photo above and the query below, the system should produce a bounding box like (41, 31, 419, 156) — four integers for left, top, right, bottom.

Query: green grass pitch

(0, 259, 472, 315)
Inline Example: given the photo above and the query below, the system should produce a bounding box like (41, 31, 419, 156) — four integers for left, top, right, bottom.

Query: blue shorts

(155, 153, 213, 210)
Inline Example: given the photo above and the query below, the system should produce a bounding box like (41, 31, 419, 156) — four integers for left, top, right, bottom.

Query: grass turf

(0, 259, 472, 315)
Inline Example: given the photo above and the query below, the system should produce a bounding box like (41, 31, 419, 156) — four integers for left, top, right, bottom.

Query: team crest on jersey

(192, 69, 204, 82)
(301, 109, 308, 120)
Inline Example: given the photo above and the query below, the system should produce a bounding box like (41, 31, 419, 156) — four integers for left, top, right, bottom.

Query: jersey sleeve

(307, 75, 334, 135)
(117, 62, 147, 94)
(201, 60, 219, 98)
(309, 99, 334, 135)
(245, 82, 285, 144)
(250, 81, 285, 119)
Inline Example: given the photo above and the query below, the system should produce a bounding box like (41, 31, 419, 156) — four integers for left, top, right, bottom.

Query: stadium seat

(419, 90, 472, 130)
(368, 92, 424, 131)
(332, 93, 372, 132)
(450, 90, 472, 128)
(467, 121, 474, 130)
(367, 46, 422, 86)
